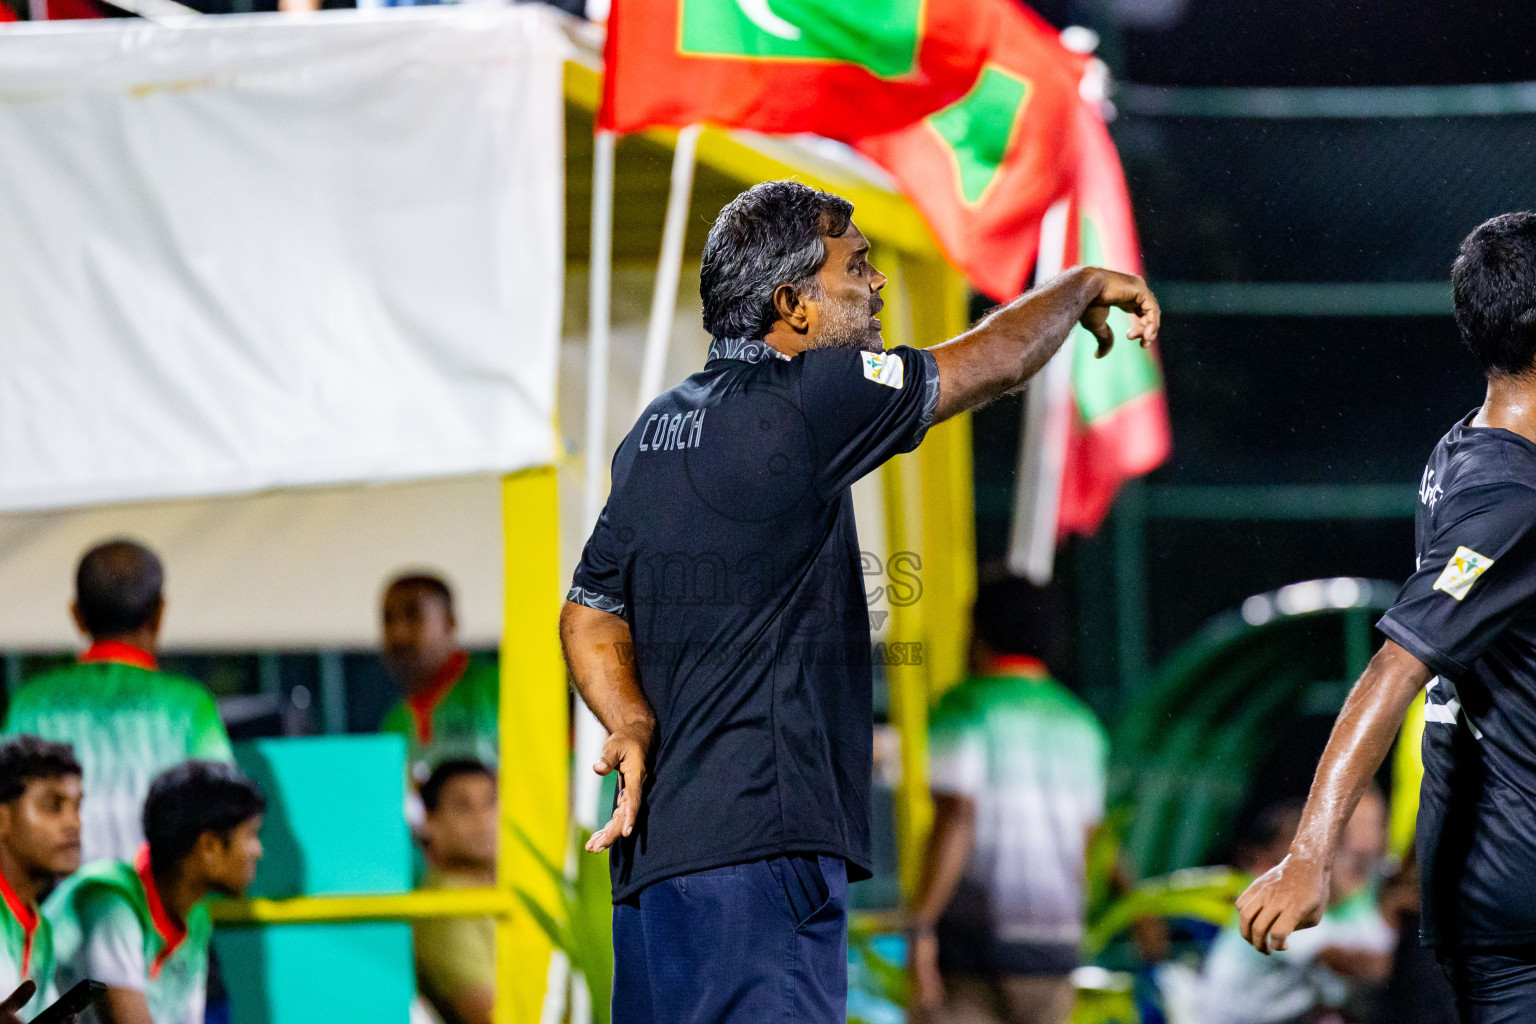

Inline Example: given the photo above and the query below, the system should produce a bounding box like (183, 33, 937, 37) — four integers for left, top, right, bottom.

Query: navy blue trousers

(611, 854, 848, 1024)
(1440, 946, 1536, 1023)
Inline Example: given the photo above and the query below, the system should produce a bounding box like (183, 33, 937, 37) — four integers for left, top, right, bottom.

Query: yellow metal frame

(210, 61, 977, 1024)
(877, 250, 976, 899)
(211, 466, 566, 1024)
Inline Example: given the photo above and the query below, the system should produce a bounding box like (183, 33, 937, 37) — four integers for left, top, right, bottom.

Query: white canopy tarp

(0, 6, 567, 513)
(0, 474, 506, 650)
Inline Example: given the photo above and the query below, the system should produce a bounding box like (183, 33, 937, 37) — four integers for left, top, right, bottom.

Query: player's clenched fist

(1235, 853, 1329, 955)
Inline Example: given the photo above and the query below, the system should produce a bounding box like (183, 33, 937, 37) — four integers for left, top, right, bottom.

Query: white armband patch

(860, 351, 905, 390)
(1433, 545, 1494, 601)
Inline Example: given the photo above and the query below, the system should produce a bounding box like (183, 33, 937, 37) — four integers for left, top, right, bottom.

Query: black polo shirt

(567, 336, 940, 901)
(1376, 412, 1536, 948)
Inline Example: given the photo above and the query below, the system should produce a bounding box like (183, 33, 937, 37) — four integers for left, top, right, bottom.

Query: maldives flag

(600, 0, 995, 140)
(1057, 101, 1171, 535)
(853, 0, 1085, 300)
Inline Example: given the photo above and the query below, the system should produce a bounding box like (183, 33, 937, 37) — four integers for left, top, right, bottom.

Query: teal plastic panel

(215, 736, 414, 1024)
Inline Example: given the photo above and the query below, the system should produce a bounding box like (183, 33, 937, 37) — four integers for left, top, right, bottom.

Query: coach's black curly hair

(700, 181, 854, 342)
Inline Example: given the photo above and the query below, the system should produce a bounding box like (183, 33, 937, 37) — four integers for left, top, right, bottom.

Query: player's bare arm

(559, 600, 656, 854)
(929, 266, 1160, 423)
(1236, 639, 1432, 954)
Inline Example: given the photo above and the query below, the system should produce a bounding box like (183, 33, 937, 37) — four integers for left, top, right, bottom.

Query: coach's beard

(808, 295, 885, 354)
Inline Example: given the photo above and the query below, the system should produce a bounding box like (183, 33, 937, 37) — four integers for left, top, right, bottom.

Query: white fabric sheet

(0, 7, 567, 512)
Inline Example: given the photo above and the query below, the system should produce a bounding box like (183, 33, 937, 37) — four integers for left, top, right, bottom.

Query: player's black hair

(75, 539, 164, 638)
(1452, 211, 1536, 376)
(386, 572, 455, 616)
(420, 758, 495, 815)
(0, 736, 81, 804)
(971, 569, 1068, 668)
(700, 181, 854, 341)
(143, 761, 265, 868)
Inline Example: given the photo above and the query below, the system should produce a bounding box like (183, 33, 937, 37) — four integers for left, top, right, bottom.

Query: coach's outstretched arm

(1236, 640, 1432, 954)
(929, 266, 1160, 422)
(560, 601, 656, 853)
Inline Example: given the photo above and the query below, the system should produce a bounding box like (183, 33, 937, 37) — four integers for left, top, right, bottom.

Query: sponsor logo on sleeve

(1433, 545, 1494, 601)
(861, 351, 905, 390)
(1419, 466, 1443, 508)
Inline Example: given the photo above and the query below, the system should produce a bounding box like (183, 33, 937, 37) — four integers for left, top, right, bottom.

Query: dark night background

(961, 0, 1536, 698)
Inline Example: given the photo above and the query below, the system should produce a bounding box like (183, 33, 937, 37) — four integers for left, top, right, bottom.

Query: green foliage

(1084, 806, 1134, 925)
(847, 919, 908, 1009)
(1070, 987, 1140, 1024)
(1080, 801, 1248, 959)
(512, 826, 614, 1024)
(1084, 866, 1249, 958)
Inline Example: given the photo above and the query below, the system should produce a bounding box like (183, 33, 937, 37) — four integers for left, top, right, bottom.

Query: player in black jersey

(1238, 211, 1536, 1021)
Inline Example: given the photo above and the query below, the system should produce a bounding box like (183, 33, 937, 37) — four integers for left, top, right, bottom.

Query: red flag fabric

(853, 0, 1085, 301)
(39, 0, 105, 18)
(599, 0, 995, 140)
(1057, 99, 1171, 535)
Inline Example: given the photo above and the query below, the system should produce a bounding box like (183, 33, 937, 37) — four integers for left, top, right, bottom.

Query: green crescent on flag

(678, 0, 924, 77)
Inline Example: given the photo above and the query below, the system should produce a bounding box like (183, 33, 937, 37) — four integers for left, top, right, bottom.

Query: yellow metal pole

(878, 254, 976, 903)
(878, 251, 930, 903)
(210, 889, 518, 926)
(497, 466, 569, 1024)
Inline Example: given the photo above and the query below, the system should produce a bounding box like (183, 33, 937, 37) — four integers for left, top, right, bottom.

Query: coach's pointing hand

(1079, 269, 1160, 358)
(1236, 852, 1329, 955)
(586, 723, 653, 853)
(929, 265, 1162, 423)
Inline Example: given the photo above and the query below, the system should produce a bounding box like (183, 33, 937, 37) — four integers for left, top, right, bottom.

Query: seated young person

(0, 737, 83, 1021)
(414, 759, 496, 1024)
(47, 762, 264, 1024)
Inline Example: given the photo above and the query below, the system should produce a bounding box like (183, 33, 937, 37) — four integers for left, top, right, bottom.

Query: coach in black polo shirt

(560, 180, 1159, 1024)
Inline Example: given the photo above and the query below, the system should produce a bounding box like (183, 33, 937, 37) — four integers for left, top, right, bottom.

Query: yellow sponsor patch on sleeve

(1433, 545, 1494, 600)
(860, 351, 905, 390)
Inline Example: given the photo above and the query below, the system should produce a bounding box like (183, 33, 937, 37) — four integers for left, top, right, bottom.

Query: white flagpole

(1007, 197, 1076, 584)
(560, 126, 619, 1024)
(636, 124, 702, 416)
(577, 129, 617, 833)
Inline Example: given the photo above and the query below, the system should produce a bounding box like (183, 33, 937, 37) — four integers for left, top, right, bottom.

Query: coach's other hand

(585, 724, 651, 853)
(1235, 853, 1328, 954)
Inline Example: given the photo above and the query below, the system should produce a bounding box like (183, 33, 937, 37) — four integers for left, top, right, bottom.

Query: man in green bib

(0, 737, 83, 1022)
(47, 761, 264, 1024)
(3, 540, 233, 863)
(378, 574, 498, 785)
(910, 576, 1109, 1024)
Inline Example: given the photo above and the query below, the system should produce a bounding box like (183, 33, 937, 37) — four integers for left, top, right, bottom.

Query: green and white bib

(928, 660, 1108, 946)
(0, 869, 53, 1022)
(4, 644, 233, 863)
(380, 653, 499, 782)
(45, 851, 212, 1024)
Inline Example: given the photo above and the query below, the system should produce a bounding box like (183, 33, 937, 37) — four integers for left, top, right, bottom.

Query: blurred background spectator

(412, 759, 496, 1024)
(1201, 791, 1394, 1024)
(0, 736, 82, 1011)
(378, 574, 499, 790)
(910, 574, 1108, 1024)
(3, 541, 233, 864)
(47, 761, 264, 1024)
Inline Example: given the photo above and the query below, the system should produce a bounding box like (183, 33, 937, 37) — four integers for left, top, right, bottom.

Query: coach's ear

(772, 282, 814, 335)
